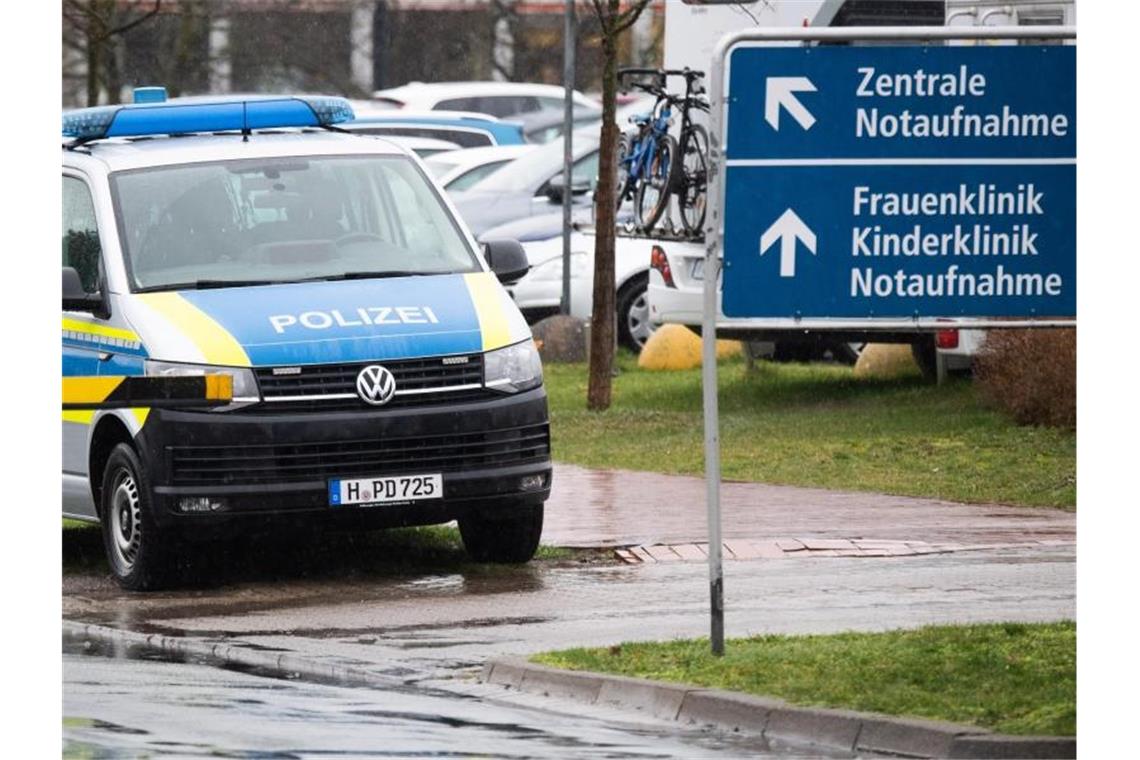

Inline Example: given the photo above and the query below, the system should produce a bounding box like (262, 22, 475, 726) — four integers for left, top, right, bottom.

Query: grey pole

(560, 0, 576, 315)
(702, 29, 727, 657)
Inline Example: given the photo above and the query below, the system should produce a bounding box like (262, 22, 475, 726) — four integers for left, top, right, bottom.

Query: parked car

(343, 110, 526, 147)
(518, 107, 603, 144)
(450, 129, 600, 236)
(62, 91, 549, 589)
(425, 145, 535, 192)
(373, 135, 462, 158)
(508, 231, 656, 352)
(478, 206, 636, 244)
(646, 238, 983, 372)
(372, 81, 601, 119)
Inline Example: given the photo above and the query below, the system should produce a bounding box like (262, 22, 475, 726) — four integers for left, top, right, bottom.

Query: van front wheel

(100, 443, 178, 591)
(458, 503, 544, 563)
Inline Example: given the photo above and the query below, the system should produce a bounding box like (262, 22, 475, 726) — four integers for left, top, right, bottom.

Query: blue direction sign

(720, 45, 1075, 320)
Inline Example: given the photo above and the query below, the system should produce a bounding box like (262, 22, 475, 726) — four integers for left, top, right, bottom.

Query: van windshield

(110, 154, 480, 292)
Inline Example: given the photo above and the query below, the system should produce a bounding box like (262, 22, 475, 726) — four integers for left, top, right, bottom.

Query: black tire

(635, 133, 679, 231)
(458, 503, 544, 563)
(911, 336, 938, 382)
(772, 341, 817, 363)
(678, 124, 709, 235)
(99, 443, 179, 591)
(616, 273, 655, 353)
(827, 341, 862, 366)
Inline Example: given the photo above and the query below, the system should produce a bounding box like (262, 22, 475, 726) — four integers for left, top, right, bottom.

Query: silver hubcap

(627, 291, 656, 348)
(109, 469, 142, 571)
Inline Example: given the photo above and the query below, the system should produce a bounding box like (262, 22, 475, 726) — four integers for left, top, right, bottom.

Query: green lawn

(544, 354, 1075, 509)
(534, 622, 1076, 736)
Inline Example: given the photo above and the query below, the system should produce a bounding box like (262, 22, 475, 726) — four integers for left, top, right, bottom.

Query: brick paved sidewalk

(542, 463, 1075, 551)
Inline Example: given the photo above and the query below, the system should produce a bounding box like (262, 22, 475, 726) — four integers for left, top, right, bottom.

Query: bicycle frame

(620, 101, 673, 199)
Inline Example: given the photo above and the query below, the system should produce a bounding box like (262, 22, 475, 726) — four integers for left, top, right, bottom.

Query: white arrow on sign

(765, 76, 817, 131)
(760, 209, 817, 278)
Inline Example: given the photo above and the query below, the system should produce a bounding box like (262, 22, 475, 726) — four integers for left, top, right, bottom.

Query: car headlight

(530, 252, 589, 282)
(144, 360, 260, 411)
(484, 340, 544, 393)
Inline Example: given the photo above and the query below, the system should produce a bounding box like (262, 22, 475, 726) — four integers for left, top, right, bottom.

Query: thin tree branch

(589, 0, 611, 34)
(613, 0, 653, 34)
(107, 0, 162, 38)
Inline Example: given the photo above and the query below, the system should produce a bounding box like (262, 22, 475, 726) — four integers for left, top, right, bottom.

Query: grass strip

(544, 354, 1075, 509)
(533, 621, 1075, 736)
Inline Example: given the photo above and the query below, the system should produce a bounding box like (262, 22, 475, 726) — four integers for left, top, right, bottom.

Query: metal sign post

(560, 0, 576, 315)
(701, 25, 1076, 656)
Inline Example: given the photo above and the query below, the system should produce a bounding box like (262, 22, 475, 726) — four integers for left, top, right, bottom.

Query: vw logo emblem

(356, 365, 397, 406)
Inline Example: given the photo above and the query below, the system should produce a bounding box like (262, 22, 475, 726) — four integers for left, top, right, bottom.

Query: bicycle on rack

(608, 67, 710, 234)
(672, 69, 711, 236)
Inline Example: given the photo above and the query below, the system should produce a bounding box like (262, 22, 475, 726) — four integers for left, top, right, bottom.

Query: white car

(508, 231, 656, 352)
(425, 145, 535, 192)
(372, 81, 601, 119)
(647, 239, 984, 373)
(372, 135, 462, 158)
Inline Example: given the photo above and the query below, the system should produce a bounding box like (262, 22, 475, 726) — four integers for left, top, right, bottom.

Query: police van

(62, 91, 551, 590)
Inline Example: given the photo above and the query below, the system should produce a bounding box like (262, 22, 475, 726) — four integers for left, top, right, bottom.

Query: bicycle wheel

(614, 131, 633, 210)
(678, 124, 709, 235)
(595, 131, 634, 225)
(635, 133, 679, 231)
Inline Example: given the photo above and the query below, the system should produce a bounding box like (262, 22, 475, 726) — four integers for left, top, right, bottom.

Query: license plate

(691, 258, 704, 280)
(329, 474, 442, 507)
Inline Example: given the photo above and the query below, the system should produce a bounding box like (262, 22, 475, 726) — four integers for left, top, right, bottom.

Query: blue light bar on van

(62, 96, 355, 141)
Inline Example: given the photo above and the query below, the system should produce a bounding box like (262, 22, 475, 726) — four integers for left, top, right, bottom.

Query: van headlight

(144, 360, 260, 411)
(484, 340, 543, 393)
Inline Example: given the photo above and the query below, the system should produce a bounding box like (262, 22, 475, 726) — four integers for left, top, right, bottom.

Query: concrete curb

(62, 620, 396, 690)
(481, 658, 1075, 759)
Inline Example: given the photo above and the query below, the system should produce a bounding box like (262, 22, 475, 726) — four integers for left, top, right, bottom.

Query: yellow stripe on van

(61, 408, 148, 427)
(464, 272, 512, 352)
(136, 293, 251, 366)
(62, 318, 139, 344)
(62, 410, 96, 425)
(63, 376, 126, 406)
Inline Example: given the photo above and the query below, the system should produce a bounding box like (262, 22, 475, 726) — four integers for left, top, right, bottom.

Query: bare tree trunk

(586, 33, 619, 411)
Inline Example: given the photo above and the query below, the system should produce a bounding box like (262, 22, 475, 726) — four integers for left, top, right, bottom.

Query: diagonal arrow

(765, 76, 817, 131)
(760, 209, 816, 278)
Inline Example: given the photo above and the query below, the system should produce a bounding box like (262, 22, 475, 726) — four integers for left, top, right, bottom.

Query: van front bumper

(134, 387, 551, 529)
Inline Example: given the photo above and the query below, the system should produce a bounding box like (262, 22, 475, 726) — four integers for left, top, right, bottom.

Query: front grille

(246, 355, 497, 413)
(167, 423, 550, 487)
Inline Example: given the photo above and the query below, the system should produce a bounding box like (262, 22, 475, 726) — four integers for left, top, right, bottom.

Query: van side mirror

(63, 267, 105, 314)
(482, 240, 530, 284)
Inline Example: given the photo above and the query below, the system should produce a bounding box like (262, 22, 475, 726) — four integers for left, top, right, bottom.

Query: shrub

(975, 329, 1075, 429)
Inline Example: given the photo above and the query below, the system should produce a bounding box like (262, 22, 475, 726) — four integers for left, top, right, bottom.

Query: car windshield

(111, 154, 480, 292)
(469, 131, 599, 193)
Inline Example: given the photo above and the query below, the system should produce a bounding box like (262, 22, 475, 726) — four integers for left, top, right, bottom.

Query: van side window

(63, 176, 102, 293)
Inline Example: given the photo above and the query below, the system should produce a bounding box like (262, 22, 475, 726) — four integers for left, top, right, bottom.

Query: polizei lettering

(268, 306, 441, 334)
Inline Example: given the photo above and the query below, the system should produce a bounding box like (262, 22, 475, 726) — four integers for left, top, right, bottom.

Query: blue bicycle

(613, 68, 681, 231)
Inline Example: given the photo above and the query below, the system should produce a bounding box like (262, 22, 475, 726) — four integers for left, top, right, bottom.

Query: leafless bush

(975, 329, 1076, 429)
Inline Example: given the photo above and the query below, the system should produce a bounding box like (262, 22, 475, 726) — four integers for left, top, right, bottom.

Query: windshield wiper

(318, 271, 430, 281)
(138, 279, 283, 292)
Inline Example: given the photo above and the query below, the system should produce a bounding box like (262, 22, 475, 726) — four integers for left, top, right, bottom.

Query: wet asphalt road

(63, 525, 1074, 757)
(66, 649, 824, 759)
